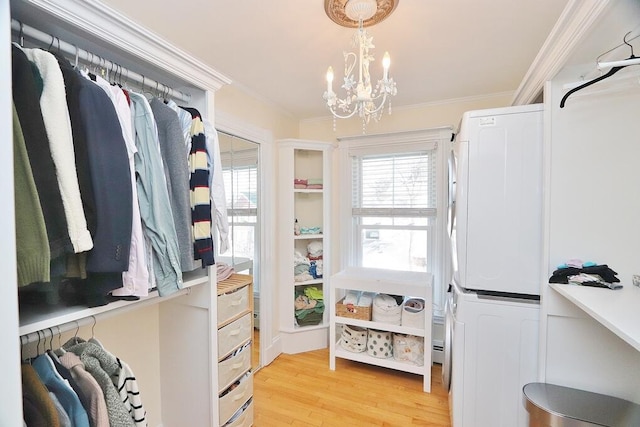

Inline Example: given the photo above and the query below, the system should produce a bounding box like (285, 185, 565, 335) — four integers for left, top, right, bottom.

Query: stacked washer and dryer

(443, 104, 543, 427)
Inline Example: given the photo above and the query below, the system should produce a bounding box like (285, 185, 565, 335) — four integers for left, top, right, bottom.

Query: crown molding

(512, 0, 612, 105)
(16, 0, 231, 92)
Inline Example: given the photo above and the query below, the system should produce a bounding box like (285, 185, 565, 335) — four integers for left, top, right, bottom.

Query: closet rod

(19, 286, 191, 345)
(10, 19, 191, 103)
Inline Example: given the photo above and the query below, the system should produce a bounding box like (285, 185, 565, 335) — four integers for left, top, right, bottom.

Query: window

(221, 165, 257, 262)
(339, 129, 450, 317)
(352, 151, 436, 272)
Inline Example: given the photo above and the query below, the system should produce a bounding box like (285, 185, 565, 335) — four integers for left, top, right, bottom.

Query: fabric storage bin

(340, 325, 368, 353)
(401, 298, 426, 329)
(367, 329, 393, 358)
(218, 342, 252, 393)
(218, 284, 250, 326)
(219, 373, 253, 426)
(393, 333, 424, 366)
(218, 313, 252, 359)
(296, 308, 324, 326)
(372, 294, 402, 325)
(223, 399, 253, 427)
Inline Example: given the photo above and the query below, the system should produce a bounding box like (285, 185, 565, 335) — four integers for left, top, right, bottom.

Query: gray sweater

(150, 98, 195, 272)
(62, 340, 135, 427)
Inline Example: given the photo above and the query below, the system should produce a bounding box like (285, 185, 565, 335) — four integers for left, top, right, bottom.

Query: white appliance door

(459, 109, 542, 295)
(442, 287, 453, 391)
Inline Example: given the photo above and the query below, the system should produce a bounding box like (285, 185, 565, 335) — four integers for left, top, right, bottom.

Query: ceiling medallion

(324, 0, 399, 28)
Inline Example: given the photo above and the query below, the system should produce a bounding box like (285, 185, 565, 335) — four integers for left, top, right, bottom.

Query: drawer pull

(229, 327, 242, 336)
(231, 299, 243, 306)
(232, 390, 246, 401)
(232, 362, 243, 369)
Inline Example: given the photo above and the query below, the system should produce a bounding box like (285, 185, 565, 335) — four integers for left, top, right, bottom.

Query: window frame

(337, 128, 452, 317)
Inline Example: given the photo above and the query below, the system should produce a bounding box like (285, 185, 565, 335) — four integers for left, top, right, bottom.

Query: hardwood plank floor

(253, 348, 451, 426)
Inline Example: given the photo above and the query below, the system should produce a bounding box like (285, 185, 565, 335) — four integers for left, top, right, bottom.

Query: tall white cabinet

(278, 139, 333, 354)
(4, 0, 234, 425)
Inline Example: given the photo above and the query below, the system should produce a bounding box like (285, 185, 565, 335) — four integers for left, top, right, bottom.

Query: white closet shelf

(294, 189, 323, 193)
(280, 323, 328, 334)
(294, 234, 324, 240)
(19, 269, 209, 337)
(334, 344, 426, 375)
(334, 316, 426, 337)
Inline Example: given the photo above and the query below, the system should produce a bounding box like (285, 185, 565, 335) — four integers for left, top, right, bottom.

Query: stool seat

(523, 383, 640, 427)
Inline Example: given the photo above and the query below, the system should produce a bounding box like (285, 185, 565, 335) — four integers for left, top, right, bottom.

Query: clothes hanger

(560, 32, 637, 108)
(18, 21, 24, 47)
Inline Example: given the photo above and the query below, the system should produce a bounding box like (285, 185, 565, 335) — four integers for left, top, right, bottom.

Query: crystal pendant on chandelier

(323, 0, 398, 132)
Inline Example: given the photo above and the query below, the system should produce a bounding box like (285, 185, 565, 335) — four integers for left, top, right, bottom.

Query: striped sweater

(185, 108, 215, 267)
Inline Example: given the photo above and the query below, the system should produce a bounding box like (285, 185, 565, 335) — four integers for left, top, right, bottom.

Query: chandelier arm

(327, 105, 360, 119)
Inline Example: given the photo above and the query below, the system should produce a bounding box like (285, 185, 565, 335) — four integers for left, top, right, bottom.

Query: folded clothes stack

(306, 178, 323, 189)
(549, 261, 621, 289)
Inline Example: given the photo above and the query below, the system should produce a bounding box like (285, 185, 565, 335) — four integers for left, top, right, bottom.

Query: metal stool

(523, 382, 640, 427)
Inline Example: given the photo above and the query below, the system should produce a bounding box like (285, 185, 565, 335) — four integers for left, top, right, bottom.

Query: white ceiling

(99, 0, 570, 120)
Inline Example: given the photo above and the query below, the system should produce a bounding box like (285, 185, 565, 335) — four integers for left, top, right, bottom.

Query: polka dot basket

(366, 328, 393, 359)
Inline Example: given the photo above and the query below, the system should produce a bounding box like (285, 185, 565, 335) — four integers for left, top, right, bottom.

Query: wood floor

(253, 348, 451, 426)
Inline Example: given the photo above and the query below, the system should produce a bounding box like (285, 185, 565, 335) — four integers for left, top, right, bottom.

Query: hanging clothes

(12, 45, 73, 261)
(204, 120, 230, 254)
(13, 102, 50, 287)
(57, 351, 110, 427)
(31, 354, 91, 427)
(88, 338, 147, 427)
(150, 98, 196, 272)
(61, 339, 135, 427)
(53, 53, 97, 241)
(23, 47, 94, 254)
(89, 73, 149, 298)
(22, 364, 61, 427)
(129, 91, 183, 296)
(183, 107, 215, 267)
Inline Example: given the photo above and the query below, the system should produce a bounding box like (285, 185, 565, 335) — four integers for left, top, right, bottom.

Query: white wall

(541, 0, 640, 402)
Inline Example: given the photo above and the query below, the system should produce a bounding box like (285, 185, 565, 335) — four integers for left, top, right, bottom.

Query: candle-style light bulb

(382, 52, 390, 80)
(326, 66, 334, 93)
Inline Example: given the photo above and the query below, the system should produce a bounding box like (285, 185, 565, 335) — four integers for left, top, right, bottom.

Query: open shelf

(19, 269, 209, 337)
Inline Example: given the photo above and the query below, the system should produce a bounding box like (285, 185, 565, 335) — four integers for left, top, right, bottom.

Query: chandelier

(323, 0, 398, 131)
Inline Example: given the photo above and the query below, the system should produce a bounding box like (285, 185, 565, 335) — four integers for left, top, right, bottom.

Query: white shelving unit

(278, 139, 332, 354)
(6, 1, 231, 425)
(329, 267, 433, 392)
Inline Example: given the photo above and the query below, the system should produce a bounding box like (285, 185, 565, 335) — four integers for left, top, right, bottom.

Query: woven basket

(336, 297, 372, 320)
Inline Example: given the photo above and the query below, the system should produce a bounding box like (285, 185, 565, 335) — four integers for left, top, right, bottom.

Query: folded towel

(343, 290, 359, 305)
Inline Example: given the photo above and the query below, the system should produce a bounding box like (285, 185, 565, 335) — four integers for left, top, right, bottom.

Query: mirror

(217, 131, 261, 370)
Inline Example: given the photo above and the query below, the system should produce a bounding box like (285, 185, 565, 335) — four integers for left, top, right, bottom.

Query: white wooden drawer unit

(219, 373, 253, 426)
(217, 273, 254, 426)
(218, 343, 251, 393)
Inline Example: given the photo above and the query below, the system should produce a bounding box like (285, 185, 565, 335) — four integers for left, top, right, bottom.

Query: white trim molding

(512, 0, 612, 105)
(15, 0, 231, 92)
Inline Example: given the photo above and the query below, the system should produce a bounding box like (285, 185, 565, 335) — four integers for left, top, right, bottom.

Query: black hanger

(560, 32, 637, 108)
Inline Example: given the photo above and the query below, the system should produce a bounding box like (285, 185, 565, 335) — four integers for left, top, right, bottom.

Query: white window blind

(352, 151, 437, 218)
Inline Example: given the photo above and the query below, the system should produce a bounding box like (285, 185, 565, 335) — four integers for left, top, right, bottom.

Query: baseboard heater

(432, 339, 444, 364)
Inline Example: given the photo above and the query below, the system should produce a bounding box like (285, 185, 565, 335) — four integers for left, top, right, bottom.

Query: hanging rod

(10, 19, 192, 103)
(598, 56, 640, 69)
